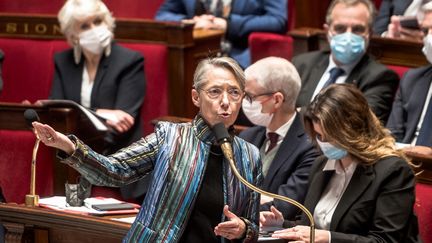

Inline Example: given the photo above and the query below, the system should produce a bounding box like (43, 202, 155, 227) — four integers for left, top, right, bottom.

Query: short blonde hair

(58, 0, 115, 43)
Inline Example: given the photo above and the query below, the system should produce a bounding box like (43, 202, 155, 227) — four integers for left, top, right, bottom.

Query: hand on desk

(403, 145, 432, 157)
(261, 207, 330, 242)
(260, 206, 284, 228)
(32, 121, 75, 155)
(272, 225, 329, 243)
(191, 15, 227, 31)
(96, 109, 134, 133)
(214, 205, 246, 240)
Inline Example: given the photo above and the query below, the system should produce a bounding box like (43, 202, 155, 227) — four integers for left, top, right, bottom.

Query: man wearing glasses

(239, 57, 318, 220)
(293, 0, 399, 124)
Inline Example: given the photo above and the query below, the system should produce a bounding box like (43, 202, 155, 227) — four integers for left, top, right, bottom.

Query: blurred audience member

(387, 4, 432, 154)
(155, 0, 288, 68)
(373, 0, 430, 41)
(239, 57, 318, 220)
(293, 0, 399, 123)
(50, 0, 148, 201)
(260, 84, 420, 243)
(51, 0, 146, 154)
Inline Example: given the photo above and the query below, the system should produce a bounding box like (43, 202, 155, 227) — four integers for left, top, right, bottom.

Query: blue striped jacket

(62, 116, 263, 242)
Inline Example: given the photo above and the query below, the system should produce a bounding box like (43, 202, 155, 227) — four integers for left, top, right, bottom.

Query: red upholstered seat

(386, 64, 410, 79)
(415, 183, 432, 243)
(249, 0, 295, 63)
(249, 32, 294, 63)
(121, 42, 169, 135)
(0, 37, 168, 203)
(0, 131, 54, 203)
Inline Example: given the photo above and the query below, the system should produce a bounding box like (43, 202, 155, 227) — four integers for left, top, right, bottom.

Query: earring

(73, 43, 82, 64)
(104, 43, 112, 57)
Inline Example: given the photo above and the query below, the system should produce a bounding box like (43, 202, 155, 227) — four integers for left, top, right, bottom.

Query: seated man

(387, 3, 432, 151)
(155, 0, 288, 68)
(240, 57, 319, 220)
(373, 0, 426, 41)
(293, 0, 399, 124)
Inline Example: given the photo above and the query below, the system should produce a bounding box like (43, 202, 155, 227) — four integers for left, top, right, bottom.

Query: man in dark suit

(239, 57, 318, 220)
(293, 0, 399, 123)
(155, 0, 287, 68)
(387, 5, 432, 149)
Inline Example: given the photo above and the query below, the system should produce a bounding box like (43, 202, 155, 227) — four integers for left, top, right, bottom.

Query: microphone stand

(25, 138, 40, 207)
(220, 142, 315, 243)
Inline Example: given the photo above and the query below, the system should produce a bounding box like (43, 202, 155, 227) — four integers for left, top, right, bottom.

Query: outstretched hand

(214, 205, 246, 240)
(32, 122, 75, 154)
(260, 206, 284, 228)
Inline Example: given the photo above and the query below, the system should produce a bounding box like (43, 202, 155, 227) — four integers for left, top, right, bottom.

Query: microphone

(24, 109, 40, 127)
(212, 123, 316, 243)
(24, 109, 40, 207)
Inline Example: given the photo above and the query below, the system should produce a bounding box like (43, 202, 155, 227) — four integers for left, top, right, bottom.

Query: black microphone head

(24, 109, 40, 128)
(212, 122, 230, 144)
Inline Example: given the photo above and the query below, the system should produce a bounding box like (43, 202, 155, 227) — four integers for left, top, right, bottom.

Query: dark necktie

(323, 67, 345, 88)
(214, 0, 223, 17)
(416, 98, 432, 146)
(266, 132, 279, 154)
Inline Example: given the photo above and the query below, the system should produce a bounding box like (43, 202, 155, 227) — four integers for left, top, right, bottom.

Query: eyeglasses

(199, 87, 244, 101)
(244, 92, 276, 104)
(331, 24, 368, 35)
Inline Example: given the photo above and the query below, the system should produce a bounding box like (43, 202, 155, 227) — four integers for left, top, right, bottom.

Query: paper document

(38, 99, 108, 131)
(39, 196, 139, 215)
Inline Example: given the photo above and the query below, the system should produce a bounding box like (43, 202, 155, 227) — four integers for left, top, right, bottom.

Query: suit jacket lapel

(406, 70, 432, 141)
(302, 158, 334, 223)
(304, 56, 328, 102)
(265, 115, 303, 186)
(345, 54, 369, 85)
(69, 61, 84, 103)
(231, 0, 242, 12)
(90, 54, 110, 107)
(330, 164, 374, 230)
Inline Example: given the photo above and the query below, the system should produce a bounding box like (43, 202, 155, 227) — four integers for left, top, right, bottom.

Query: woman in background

(32, 57, 262, 242)
(260, 84, 419, 243)
(51, 0, 146, 154)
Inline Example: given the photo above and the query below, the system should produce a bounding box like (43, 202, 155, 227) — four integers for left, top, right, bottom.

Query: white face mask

(242, 99, 273, 127)
(423, 34, 432, 64)
(79, 25, 113, 55)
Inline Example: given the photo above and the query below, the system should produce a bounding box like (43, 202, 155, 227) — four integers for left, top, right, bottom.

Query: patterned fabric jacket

(62, 116, 263, 243)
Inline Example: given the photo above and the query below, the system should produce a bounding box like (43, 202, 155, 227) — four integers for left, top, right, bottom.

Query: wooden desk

(0, 203, 130, 243)
(0, 14, 224, 118)
(405, 150, 432, 185)
(0, 203, 285, 243)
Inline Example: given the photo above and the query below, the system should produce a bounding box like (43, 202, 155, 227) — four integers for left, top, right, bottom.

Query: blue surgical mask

(330, 32, 365, 64)
(316, 138, 348, 160)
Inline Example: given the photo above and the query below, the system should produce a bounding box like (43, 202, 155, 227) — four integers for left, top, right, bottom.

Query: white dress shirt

(412, 81, 432, 145)
(80, 65, 94, 108)
(313, 159, 357, 231)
